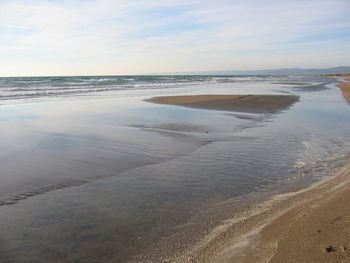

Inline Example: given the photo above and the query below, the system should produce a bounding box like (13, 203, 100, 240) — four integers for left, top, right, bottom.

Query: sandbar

(273, 82, 307, 85)
(146, 94, 299, 114)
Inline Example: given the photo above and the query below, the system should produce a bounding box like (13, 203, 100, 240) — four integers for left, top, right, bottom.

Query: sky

(0, 0, 349, 76)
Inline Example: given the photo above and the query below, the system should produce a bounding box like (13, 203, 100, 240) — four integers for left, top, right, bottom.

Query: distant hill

(155, 66, 350, 75)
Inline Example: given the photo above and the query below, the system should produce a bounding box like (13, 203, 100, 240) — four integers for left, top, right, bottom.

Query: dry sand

(244, 161, 350, 263)
(146, 95, 299, 114)
(325, 73, 350, 104)
(336, 75, 350, 104)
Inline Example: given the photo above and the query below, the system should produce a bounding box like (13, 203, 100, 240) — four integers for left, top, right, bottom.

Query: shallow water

(0, 75, 349, 262)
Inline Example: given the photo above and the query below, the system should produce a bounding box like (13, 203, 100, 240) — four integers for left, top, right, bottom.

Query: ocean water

(0, 75, 349, 262)
(0, 75, 310, 103)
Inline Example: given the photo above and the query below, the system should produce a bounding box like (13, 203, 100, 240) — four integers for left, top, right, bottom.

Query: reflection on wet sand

(0, 76, 349, 263)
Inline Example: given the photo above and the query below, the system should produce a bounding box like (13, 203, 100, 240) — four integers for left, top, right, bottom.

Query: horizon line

(1, 66, 349, 78)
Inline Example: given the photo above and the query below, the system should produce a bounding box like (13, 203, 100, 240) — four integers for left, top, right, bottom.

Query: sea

(0, 75, 349, 262)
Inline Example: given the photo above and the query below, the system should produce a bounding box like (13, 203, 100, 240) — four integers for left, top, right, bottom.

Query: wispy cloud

(0, 0, 349, 76)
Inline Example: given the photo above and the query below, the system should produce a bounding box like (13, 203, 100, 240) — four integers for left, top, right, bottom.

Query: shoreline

(185, 157, 350, 263)
(0, 76, 348, 263)
(325, 73, 350, 104)
(140, 78, 350, 263)
(337, 76, 350, 104)
(171, 76, 350, 263)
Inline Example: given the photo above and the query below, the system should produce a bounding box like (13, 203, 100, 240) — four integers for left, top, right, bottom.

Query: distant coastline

(151, 66, 350, 76)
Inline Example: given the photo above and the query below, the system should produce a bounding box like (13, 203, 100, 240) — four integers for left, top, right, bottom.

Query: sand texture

(267, 172, 350, 263)
(337, 76, 350, 104)
(145, 87, 349, 263)
(179, 159, 350, 263)
(146, 95, 299, 113)
(325, 74, 350, 104)
(177, 78, 350, 263)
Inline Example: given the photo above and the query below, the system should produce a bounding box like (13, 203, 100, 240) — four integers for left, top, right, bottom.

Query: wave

(0, 75, 275, 101)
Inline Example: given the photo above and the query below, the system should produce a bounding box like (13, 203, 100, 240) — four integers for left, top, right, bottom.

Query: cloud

(0, 0, 349, 75)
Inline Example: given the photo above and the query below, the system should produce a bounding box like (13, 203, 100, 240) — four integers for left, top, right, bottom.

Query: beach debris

(324, 245, 346, 253)
(330, 215, 342, 225)
(294, 161, 305, 168)
(340, 246, 347, 252)
(325, 245, 336, 253)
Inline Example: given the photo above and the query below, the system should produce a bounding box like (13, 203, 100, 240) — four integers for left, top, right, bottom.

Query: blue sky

(0, 0, 349, 76)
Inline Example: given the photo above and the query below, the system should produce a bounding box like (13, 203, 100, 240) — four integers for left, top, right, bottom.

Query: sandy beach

(266, 162, 350, 263)
(146, 94, 299, 113)
(337, 75, 350, 104)
(145, 82, 350, 263)
(323, 74, 350, 104)
(181, 158, 350, 263)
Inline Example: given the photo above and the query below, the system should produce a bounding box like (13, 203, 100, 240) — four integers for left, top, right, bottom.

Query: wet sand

(174, 158, 350, 263)
(266, 161, 350, 263)
(170, 78, 350, 263)
(0, 76, 348, 263)
(146, 95, 299, 114)
(273, 82, 307, 85)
